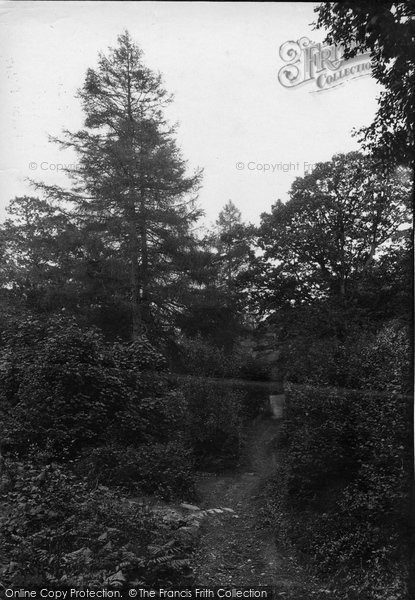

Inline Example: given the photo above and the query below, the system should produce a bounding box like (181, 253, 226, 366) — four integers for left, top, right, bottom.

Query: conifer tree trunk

(128, 200, 142, 339)
(139, 195, 150, 329)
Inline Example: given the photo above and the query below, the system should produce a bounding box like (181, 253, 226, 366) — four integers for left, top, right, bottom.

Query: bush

(281, 320, 411, 393)
(75, 441, 195, 501)
(182, 378, 244, 469)
(108, 390, 189, 448)
(176, 335, 270, 380)
(1, 321, 124, 457)
(341, 321, 411, 394)
(0, 462, 193, 588)
(179, 377, 265, 470)
(0, 315, 194, 498)
(237, 354, 271, 381)
(0, 315, 187, 455)
(267, 384, 412, 599)
(177, 335, 228, 377)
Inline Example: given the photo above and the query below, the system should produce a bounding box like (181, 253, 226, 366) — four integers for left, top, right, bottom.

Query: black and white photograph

(0, 2, 413, 598)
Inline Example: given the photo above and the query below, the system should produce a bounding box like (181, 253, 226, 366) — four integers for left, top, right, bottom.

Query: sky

(0, 1, 381, 227)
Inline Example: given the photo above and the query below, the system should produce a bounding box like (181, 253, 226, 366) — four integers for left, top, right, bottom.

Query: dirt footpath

(192, 415, 323, 597)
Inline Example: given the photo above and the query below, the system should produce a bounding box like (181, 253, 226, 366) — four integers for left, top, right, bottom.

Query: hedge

(267, 383, 413, 600)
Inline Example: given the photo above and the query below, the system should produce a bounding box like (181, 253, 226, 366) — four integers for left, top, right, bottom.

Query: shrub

(267, 384, 412, 599)
(0, 462, 193, 588)
(1, 322, 124, 457)
(180, 378, 243, 469)
(176, 335, 270, 380)
(341, 321, 411, 394)
(75, 441, 195, 501)
(0, 316, 188, 460)
(179, 377, 265, 470)
(108, 390, 189, 448)
(177, 335, 228, 377)
(281, 320, 411, 394)
(0, 315, 195, 498)
(226, 343, 271, 381)
(236, 354, 271, 381)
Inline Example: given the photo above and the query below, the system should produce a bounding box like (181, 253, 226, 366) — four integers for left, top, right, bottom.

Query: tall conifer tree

(34, 32, 202, 338)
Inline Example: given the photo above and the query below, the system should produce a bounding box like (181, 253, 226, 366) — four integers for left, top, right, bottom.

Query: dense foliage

(0, 20, 412, 593)
(179, 377, 266, 470)
(278, 319, 411, 392)
(265, 384, 412, 600)
(0, 462, 193, 588)
(315, 2, 415, 166)
(244, 151, 412, 394)
(176, 335, 270, 381)
(250, 152, 411, 318)
(0, 315, 192, 500)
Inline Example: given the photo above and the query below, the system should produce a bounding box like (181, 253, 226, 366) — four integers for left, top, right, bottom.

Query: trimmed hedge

(267, 384, 412, 600)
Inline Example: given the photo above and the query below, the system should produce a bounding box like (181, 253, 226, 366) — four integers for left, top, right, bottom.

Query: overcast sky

(0, 1, 380, 226)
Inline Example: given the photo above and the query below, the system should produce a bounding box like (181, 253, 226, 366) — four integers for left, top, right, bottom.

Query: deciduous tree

(251, 152, 411, 327)
(315, 2, 415, 165)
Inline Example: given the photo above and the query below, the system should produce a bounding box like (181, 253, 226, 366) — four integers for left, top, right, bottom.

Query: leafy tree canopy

(314, 2, 415, 165)
(250, 152, 411, 323)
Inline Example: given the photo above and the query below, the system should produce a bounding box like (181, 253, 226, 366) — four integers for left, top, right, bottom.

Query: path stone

(180, 503, 201, 511)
